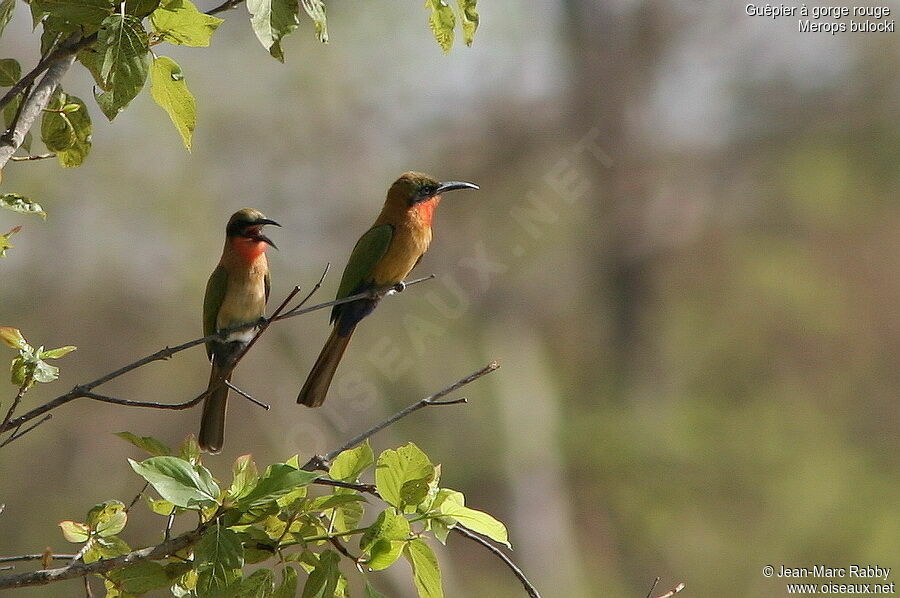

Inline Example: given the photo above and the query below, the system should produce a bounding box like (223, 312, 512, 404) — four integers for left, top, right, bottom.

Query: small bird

(298, 171, 478, 407)
(199, 208, 280, 453)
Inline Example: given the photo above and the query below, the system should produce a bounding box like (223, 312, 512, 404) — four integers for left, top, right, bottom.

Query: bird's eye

(420, 185, 436, 196)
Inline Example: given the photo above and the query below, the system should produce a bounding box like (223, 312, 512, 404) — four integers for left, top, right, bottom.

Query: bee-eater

(199, 208, 280, 453)
(297, 172, 478, 407)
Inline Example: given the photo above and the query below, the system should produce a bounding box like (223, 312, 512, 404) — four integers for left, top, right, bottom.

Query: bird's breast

(216, 258, 268, 336)
(371, 223, 432, 286)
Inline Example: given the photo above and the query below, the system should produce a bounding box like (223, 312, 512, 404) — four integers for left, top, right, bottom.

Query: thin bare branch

(302, 361, 499, 471)
(652, 581, 685, 598)
(0, 415, 51, 448)
(452, 526, 542, 598)
(206, 0, 246, 15)
(224, 381, 269, 410)
(0, 555, 76, 564)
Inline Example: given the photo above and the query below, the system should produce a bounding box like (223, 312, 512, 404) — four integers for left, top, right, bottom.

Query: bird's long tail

(297, 325, 355, 407)
(199, 360, 233, 454)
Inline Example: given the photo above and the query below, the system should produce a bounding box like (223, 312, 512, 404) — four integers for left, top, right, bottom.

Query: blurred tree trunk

(561, 0, 678, 394)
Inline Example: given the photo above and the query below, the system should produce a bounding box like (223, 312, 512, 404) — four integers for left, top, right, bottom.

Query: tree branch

(301, 360, 499, 471)
(0, 47, 77, 169)
(0, 523, 209, 589)
(451, 526, 542, 598)
(0, 271, 434, 436)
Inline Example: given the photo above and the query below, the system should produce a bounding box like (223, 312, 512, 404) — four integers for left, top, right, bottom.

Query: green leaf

(301, 550, 340, 598)
(308, 493, 367, 512)
(0, 58, 20, 86)
(329, 442, 373, 482)
(180, 435, 201, 464)
(246, 0, 300, 62)
(425, 0, 455, 54)
(195, 525, 244, 598)
(238, 568, 275, 598)
(195, 526, 244, 569)
(299, 0, 326, 42)
(59, 520, 89, 542)
(149, 56, 195, 151)
(438, 500, 509, 547)
(107, 562, 171, 594)
(0, 327, 26, 349)
(126, 0, 161, 18)
(40, 345, 77, 359)
(274, 566, 298, 598)
(85, 535, 131, 562)
(456, 0, 478, 46)
(364, 582, 389, 598)
(147, 497, 176, 516)
(128, 456, 220, 508)
(404, 539, 443, 598)
(0, 194, 46, 219)
(359, 509, 410, 571)
(229, 454, 259, 499)
(41, 91, 92, 167)
(33, 0, 112, 25)
(81, 14, 150, 120)
(87, 500, 128, 537)
(0, 0, 15, 39)
(116, 431, 173, 457)
(375, 443, 435, 509)
(0, 226, 21, 258)
(150, 0, 223, 46)
(237, 462, 318, 508)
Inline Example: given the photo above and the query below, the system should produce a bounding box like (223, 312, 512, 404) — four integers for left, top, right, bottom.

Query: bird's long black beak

(253, 219, 280, 249)
(435, 181, 479, 195)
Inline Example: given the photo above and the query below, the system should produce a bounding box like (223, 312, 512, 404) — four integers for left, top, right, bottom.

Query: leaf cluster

(55, 433, 509, 597)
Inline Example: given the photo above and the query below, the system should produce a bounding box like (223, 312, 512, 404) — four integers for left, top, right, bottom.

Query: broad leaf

(116, 431, 173, 456)
(247, 0, 300, 62)
(439, 499, 509, 547)
(129, 456, 220, 508)
(87, 500, 127, 537)
(360, 509, 410, 571)
(195, 525, 244, 598)
(375, 443, 435, 509)
(273, 566, 298, 598)
(301, 550, 340, 598)
(0, 194, 45, 218)
(237, 462, 318, 508)
(41, 91, 91, 167)
(237, 568, 275, 598)
(149, 56, 195, 150)
(107, 562, 170, 594)
(33, 0, 111, 25)
(150, 0, 223, 46)
(0, 58, 20, 86)
(328, 442, 373, 482)
(81, 14, 150, 120)
(426, 0, 455, 54)
(126, 0, 161, 17)
(229, 454, 259, 499)
(40, 345, 77, 359)
(59, 520, 90, 542)
(404, 539, 443, 598)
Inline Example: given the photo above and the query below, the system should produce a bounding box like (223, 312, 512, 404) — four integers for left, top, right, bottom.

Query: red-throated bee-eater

(199, 208, 280, 453)
(297, 172, 478, 407)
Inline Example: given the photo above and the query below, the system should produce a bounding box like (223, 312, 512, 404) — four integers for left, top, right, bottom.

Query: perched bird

(199, 208, 280, 453)
(298, 171, 478, 407)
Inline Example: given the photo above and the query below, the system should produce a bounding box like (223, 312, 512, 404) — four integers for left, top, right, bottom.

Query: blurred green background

(2, 1, 898, 596)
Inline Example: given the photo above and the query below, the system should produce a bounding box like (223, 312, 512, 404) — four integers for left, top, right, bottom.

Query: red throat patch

(232, 237, 268, 262)
(414, 197, 439, 227)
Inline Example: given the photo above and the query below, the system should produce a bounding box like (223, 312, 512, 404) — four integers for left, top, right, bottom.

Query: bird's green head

(226, 208, 281, 248)
(387, 171, 479, 207)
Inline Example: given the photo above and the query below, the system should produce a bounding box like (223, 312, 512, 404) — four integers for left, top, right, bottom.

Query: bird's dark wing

(203, 265, 228, 359)
(331, 224, 393, 324)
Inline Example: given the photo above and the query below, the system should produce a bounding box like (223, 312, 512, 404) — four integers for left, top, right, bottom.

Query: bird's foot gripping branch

(0, 435, 516, 598)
